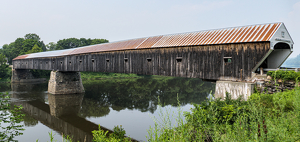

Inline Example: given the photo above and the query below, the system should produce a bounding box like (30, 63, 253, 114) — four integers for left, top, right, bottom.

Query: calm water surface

(0, 76, 215, 141)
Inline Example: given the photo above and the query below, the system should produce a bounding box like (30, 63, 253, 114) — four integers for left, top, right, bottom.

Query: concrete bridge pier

(48, 71, 85, 94)
(215, 81, 255, 101)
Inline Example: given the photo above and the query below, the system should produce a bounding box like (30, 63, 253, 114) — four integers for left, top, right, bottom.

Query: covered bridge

(13, 22, 293, 82)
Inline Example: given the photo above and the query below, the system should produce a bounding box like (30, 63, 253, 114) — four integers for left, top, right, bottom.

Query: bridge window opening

(224, 57, 232, 63)
(176, 57, 182, 62)
(40, 61, 42, 64)
(46, 62, 48, 64)
(60, 61, 63, 64)
(79, 60, 82, 64)
(91, 59, 95, 63)
(69, 61, 71, 64)
(124, 58, 128, 62)
(106, 59, 110, 62)
(147, 58, 152, 62)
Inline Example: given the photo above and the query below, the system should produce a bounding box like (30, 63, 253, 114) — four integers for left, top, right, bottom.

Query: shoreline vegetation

(0, 70, 151, 83)
(91, 70, 300, 141)
(1, 70, 300, 141)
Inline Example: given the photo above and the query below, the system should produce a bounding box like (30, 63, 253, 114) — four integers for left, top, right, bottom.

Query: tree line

(0, 33, 108, 64)
(0, 33, 108, 79)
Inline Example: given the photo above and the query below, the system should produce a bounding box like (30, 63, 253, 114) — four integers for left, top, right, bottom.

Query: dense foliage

(0, 33, 45, 64)
(92, 125, 133, 142)
(0, 54, 11, 81)
(147, 87, 300, 141)
(0, 33, 108, 64)
(55, 38, 108, 50)
(267, 70, 300, 81)
(0, 33, 109, 80)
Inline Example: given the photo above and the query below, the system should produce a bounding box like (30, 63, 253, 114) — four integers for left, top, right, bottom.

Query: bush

(0, 64, 11, 80)
(92, 125, 132, 142)
(267, 70, 300, 82)
(148, 89, 300, 141)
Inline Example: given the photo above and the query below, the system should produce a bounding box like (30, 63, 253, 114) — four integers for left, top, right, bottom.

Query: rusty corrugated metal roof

(13, 22, 283, 60)
(13, 54, 29, 60)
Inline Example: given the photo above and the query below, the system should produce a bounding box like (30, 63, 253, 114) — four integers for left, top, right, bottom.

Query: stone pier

(11, 69, 46, 83)
(215, 81, 255, 100)
(48, 71, 85, 94)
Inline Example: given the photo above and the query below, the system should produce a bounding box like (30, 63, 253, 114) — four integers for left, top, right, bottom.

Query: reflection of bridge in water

(11, 83, 116, 142)
(9, 77, 215, 141)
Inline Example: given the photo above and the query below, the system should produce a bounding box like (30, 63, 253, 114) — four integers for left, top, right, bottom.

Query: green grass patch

(81, 72, 149, 80)
(146, 88, 300, 141)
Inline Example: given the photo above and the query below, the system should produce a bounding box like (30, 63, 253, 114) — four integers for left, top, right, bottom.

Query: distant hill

(281, 54, 300, 68)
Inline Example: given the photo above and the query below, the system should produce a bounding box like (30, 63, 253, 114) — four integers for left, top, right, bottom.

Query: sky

(1, 0, 300, 57)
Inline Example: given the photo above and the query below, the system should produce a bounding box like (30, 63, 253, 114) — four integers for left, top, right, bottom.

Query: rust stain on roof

(13, 54, 29, 60)
(13, 23, 284, 60)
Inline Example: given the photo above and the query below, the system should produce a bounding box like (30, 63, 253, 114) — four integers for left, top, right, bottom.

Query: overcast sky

(1, 0, 299, 57)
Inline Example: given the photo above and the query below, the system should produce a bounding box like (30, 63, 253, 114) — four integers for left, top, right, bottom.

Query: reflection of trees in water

(81, 77, 215, 117)
(8, 77, 215, 123)
(10, 83, 48, 127)
(79, 98, 110, 118)
(0, 83, 11, 92)
(23, 113, 39, 127)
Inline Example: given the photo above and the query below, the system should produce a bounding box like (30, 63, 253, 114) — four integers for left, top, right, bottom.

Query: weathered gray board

(13, 42, 270, 81)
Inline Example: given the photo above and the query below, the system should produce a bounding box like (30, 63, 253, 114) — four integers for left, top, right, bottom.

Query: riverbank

(143, 71, 300, 141)
(0, 71, 146, 83)
(93, 70, 300, 141)
(80, 72, 145, 79)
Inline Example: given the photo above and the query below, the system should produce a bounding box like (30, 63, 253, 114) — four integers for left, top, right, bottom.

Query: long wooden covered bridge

(12, 22, 294, 95)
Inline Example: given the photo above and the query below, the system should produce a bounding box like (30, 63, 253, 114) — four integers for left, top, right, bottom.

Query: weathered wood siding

(13, 42, 270, 81)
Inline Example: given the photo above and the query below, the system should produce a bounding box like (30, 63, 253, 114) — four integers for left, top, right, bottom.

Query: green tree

(56, 38, 109, 50)
(26, 44, 43, 54)
(0, 54, 9, 79)
(20, 39, 39, 55)
(56, 38, 82, 50)
(91, 39, 109, 45)
(0, 53, 7, 65)
(46, 42, 57, 51)
(24, 33, 40, 41)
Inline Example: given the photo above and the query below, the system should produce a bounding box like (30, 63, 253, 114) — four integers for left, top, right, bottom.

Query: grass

(80, 72, 144, 80)
(145, 88, 300, 141)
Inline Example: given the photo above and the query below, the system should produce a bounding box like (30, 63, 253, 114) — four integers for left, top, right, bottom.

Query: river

(0, 76, 215, 141)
